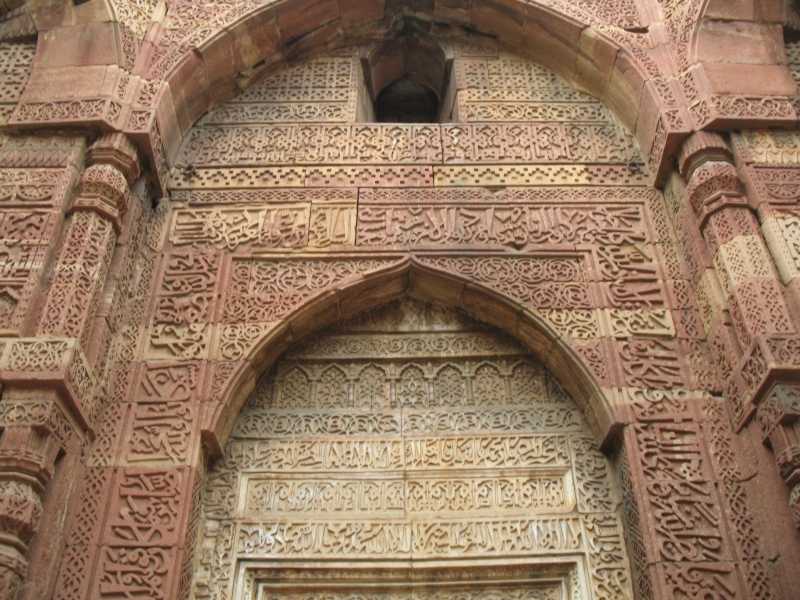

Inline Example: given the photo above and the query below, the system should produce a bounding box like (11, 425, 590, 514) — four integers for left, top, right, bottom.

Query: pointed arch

(152, 0, 675, 182)
(202, 259, 625, 455)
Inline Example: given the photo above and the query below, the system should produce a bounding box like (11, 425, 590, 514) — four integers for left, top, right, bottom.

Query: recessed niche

(374, 76, 440, 123)
(362, 37, 451, 123)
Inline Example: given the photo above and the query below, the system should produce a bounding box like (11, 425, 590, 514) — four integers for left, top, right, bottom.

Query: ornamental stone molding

(2, 0, 798, 194)
(0, 3, 795, 600)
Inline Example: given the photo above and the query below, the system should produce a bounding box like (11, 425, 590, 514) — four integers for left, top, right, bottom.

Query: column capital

(677, 131, 733, 180)
(685, 160, 747, 227)
(86, 133, 140, 184)
(71, 163, 131, 232)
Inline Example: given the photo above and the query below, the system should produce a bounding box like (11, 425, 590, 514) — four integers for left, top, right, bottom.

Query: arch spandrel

(142, 0, 680, 187)
(0, 1, 797, 599)
(167, 43, 690, 459)
(197, 295, 632, 600)
(22, 22, 788, 600)
(130, 0, 795, 188)
(202, 260, 625, 459)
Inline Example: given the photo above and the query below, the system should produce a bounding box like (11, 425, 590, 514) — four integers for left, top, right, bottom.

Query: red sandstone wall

(0, 1, 796, 599)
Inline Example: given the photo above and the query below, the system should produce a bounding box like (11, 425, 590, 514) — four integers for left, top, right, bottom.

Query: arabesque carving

(3, 21, 799, 600)
(196, 298, 632, 599)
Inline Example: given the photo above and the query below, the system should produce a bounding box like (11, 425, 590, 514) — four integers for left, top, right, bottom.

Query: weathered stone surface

(0, 6, 799, 600)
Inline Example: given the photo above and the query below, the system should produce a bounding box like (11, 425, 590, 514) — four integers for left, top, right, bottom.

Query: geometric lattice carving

(197, 298, 632, 599)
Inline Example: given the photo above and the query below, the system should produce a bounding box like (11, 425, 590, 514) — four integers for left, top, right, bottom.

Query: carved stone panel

(195, 298, 632, 600)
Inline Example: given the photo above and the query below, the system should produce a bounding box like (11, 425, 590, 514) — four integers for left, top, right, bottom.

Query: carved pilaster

(681, 132, 800, 529)
(36, 135, 137, 348)
(0, 134, 138, 593)
(0, 336, 95, 587)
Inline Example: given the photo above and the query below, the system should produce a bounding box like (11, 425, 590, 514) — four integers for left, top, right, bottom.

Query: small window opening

(375, 76, 440, 123)
(361, 36, 451, 123)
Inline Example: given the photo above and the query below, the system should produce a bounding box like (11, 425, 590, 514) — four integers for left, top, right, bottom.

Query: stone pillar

(679, 131, 800, 528)
(0, 134, 139, 598)
(36, 134, 138, 349)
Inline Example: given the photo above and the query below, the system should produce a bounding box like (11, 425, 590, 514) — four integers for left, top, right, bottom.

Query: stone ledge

(736, 334, 800, 429)
(0, 337, 98, 430)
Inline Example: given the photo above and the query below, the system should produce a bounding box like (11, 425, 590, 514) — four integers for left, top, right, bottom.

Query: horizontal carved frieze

(236, 517, 583, 557)
(225, 439, 405, 471)
(358, 186, 661, 204)
(179, 123, 640, 167)
(169, 166, 651, 189)
(222, 435, 571, 472)
(433, 165, 591, 186)
(169, 206, 310, 250)
(169, 167, 306, 189)
(456, 99, 613, 123)
(357, 204, 648, 247)
(254, 357, 569, 410)
(455, 59, 587, 101)
(284, 331, 525, 358)
(235, 58, 360, 101)
(231, 407, 584, 438)
(240, 471, 574, 516)
(201, 93, 358, 124)
(171, 187, 358, 204)
(256, 584, 561, 600)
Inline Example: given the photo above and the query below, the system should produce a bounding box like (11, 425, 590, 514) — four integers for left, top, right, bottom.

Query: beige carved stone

(196, 298, 632, 600)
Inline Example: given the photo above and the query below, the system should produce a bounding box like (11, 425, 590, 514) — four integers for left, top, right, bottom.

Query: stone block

(340, 0, 385, 26)
(101, 466, 196, 547)
(409, 259, 466, 309)
(695, 269, 727, 333)
(703, 207, 761, 253)
(132, 362, 209, 404)
(168, 54, 211, 138)
(433, 0, 469, 25)
(461, 281, 522, 335)
(574, 27, 617, 100)
(282, 19, 344, 63)
(696, 20, 782, 65)
(713, 235, 776, 296)
(469, 0, 526, 46)
(21, 66, 107, 102)
(338, 260, 410, 316)
(728, 278, 796, 349)
(227, 5, 281, 73)
(702, 63, 797, 97)
(544, 341, 598, 414)
(276, 0, 339, 47)
(633, 78, 666, 146)
(564, 337, 619, 388)
(385, 0, 433, 16)
(198, 31, 238, 106)
(521, 17, 579, 84)
(747, 166, 800, 210)
(605, 50, 646, 133)
(0, 337, 97, 429)
(89, 546, 183, 600)
(515, 309, 558, 358)
(703, 0, 756, 21)
(52, 545, 99, 600)
(39, 23, 118, 69)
